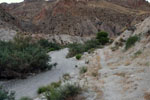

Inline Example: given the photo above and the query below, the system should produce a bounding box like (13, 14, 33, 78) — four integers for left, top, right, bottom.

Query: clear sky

(0, 0, 150, 3)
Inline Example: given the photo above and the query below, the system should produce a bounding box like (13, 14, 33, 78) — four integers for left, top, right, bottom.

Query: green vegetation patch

(125, 35, 139, 50)
(67, 31, 109, 57)
(79, 67, 87, 74)
(134, 50, 142, 57)
(0, 87, 15, 100)
(37, 81, 61, 94)
(96, 31, 109, 45)
(45, 83, 81, 100)
(0, 36, 51, 79)
(67, 39, 100, 57)
(76, 54, 82, 60)
(38, 39, 61, 52)
(20, 97, 32, 100)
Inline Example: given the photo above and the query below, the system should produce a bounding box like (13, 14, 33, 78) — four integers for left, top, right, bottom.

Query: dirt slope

(1, 0, 150, 37)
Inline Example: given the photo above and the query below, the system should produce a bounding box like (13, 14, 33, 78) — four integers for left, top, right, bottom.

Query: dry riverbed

(1, 47, 150, 100)
(0, 48, 85, 100)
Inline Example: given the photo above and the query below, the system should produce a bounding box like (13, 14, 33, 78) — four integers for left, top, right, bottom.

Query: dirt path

(97, 48, 150, 100)
(98, 49, 123, 100)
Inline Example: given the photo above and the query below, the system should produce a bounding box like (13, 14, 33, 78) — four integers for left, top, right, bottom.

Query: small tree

(125, 35, 139, 50)
(96, 31, 109, 45)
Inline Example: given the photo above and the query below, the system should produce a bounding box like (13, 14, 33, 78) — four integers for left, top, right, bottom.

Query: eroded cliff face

(1, 0, 150, 37)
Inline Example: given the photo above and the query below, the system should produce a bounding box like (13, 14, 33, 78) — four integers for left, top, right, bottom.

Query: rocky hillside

(0, 6, 19, 29)
(0, 5, 19, 41)
(106, 0, 150, 10)
(1, 0, 150, 37)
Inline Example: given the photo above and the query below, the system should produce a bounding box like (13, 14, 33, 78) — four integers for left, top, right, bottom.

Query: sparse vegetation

(20, 97, 32, 100)
(37, 81, 61, 94)
(67, 31, 110, 57)
(76, 54, 82, 60)
(88, 48, 95, 54)
(79, 67, 87, 74)
(125, 35, 139, 50)
(111, 46, 119, 51)
(134, 50, 142, 57)
(45, 83, 81, 100)
(0, 36, 51, 79)
(67, 39, 100, 57)
(0, 87, 15, 100)
(92, 72, 98, 77)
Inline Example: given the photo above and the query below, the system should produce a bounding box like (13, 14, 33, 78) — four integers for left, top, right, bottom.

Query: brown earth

(0, 0, 150, 37)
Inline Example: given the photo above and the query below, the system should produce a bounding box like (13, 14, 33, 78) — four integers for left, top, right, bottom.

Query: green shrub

(92, 72, 98, 77)
(50, 81, 61, 88)
(111, 46, 119, 51)
(76, 54, 82, 60)
(0, 36, 51, 79)
(45, 83, 81, 100)
(37, 86, 49, 94)
(79, 67, 87, 74)
(37, 81, 61, 94)
(84, 39, 99, 51)
(134, 50, 142, 57)
(67, 35, 109, 57)
(96, 31, 109, 45)
(67, 43, 84, 57)
(49, 48, 55, 51)
(125, 35, 139, 50)
(0, 87, 15, 100)
(67, 39, 100, 57)
(20, 97, 32, 100)
(38, 39, 61, 52)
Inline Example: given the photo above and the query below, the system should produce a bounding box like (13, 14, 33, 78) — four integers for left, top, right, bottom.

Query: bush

(125, 35, 139, 50)
(20, 97, 32, 100)
(0, 87, 15, 100)
(76, 54, 82, 60)
(92, 72, 98, 77)
(134, 50, 142, 57)
(67, 33, 109, 58)
(38, 39, 61, 52)
(79, 67, 87, 74)
(38, 86, 49, 94)
(96, 31, 109, 45)
(37, 81, 61, 94)
(67, 39, 100, 57)
(0, 36, 51, 79)
(67, 43, 84, 57)
(45, 83, 81, 100)
(84, 39, 99, 51)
